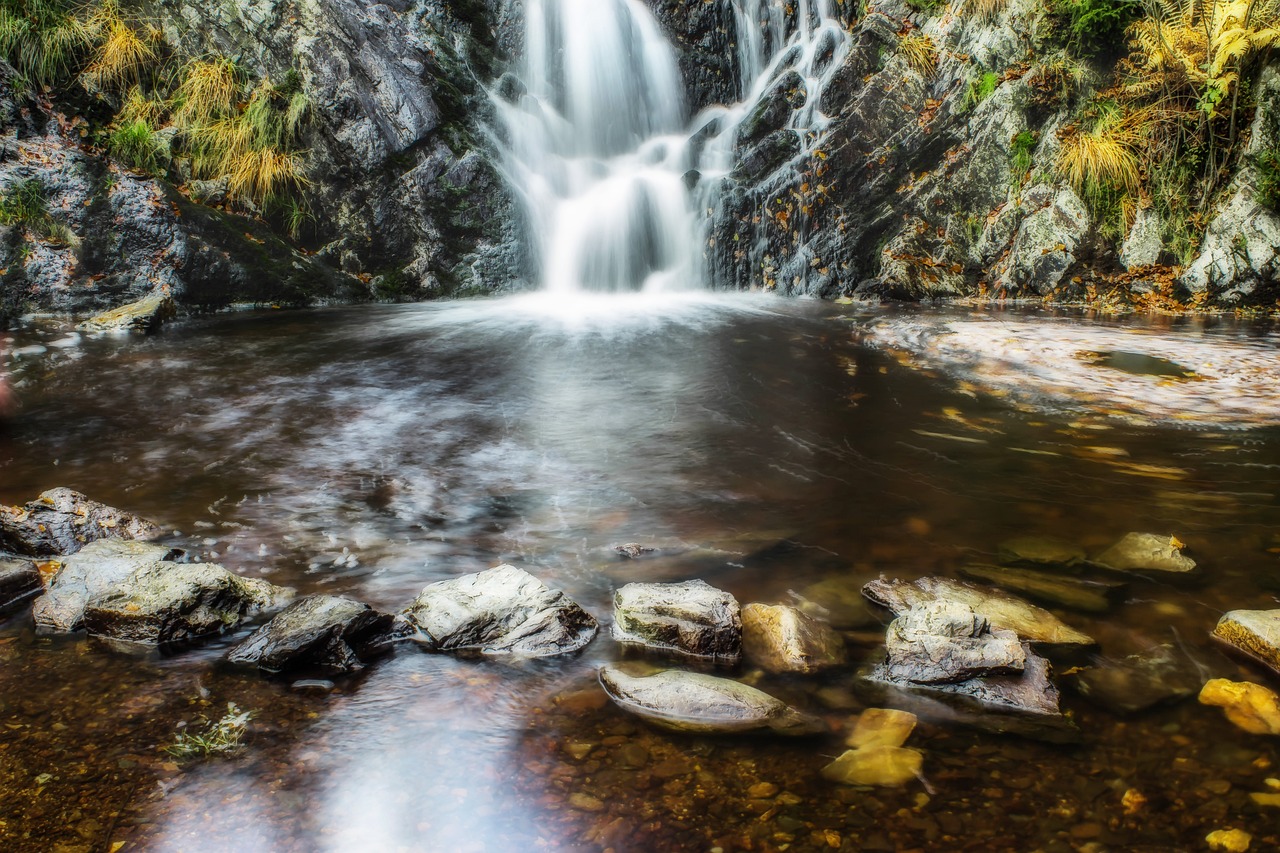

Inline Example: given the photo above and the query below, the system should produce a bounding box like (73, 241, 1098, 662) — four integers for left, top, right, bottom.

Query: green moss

(962, 72, 1000, 113)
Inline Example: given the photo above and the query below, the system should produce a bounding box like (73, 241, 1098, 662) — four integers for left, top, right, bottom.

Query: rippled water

(4, 297, 1280, 852)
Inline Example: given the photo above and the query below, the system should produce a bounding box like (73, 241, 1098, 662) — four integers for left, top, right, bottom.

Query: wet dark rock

(0, 488, 162, 557)
(75, 290, 176, 334)
(862, 575, 1095, 651)
(599, 664, 825, 736)
(862, 651, 1079, 744)
(0, 558, 41, 610)
(403, 564, 597, 657)
(83, 562, 293, 645)
(741, 602, 846, 674)
(1069, 644, 1202, 715)
(736, 71, 807, 151)
(614, 543, 658, 560)
(1094, 533, 1197, 574)
(997, 536, 1087, 567)
(958, 563, 1125, 614)
(228, 594, 405, 673)
(884, 601, 1026, 684)
(613, 579, 741, 665)
(32, 540, 183, 633)
(733, 130, 800, 184)
(1213, 610, 1280, 675)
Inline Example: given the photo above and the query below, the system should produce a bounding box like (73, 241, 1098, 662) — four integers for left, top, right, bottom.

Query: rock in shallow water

(741, 602, 846, 674)
(821, 745, 923, 787)
(83, 562, 292, 645)
(884, 601, 1026, 684)
(1212, 610, 1280, 675)
(403, 564, 597, 657)
(1094, 532, 1196, 574)
(228, 594, 405, 673)
(598, 664, 825, 736)
(791, 576, 879, 629)
(613, 579, 741, 664)
(0, 488, 161, 557)
(862, 575, 1094, 651)
(958, 563, 1124, 614)
(1069, 644, 1202, 715)
(0, 558, 42, 610)
(1199, 678, 1280, 735)
(997, 536, 1087, 567)
(33, 540, 184, 633)
(846, 708, 917, 749)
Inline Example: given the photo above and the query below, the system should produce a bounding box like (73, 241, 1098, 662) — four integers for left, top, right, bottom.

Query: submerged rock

(1069, 644, 1202, 715)
(613, 543, 658, 560)
(741, 602, 846, 674)
(0, 558, 42, 610)
(862, 576, 1095, 650)
(791, 576, 879, 629)
(884, 601, 1026, 684)
(403, 564, 597, 657)
(958, 563, 1124, 613)
(846, 708, 917, 749)
(1094, 533, 1197, 574)
(0, 488, 162, 557)
(997, 536, 1087, 567)
(1199, 678, 1280, 736)
(598, 664, 824, 736)
(821, 745, 923, 787)
(33, 540, 183, 633)
(228, 594, 405, 673)
(83, 562, 292, 645)
(613, 579, 741, 664)
(1212, 610, 1280, 674)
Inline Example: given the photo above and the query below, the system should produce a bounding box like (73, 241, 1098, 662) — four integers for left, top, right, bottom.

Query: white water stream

(492, 0, 851, 294)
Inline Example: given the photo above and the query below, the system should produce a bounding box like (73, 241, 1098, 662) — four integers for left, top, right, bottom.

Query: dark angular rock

(83, 562, 293, 645)
(613, 578, 741, 664)
(736, 71, 806, 150)
(33, 540, 183, 632)
(0, 488, 162, 557)
(228, 594, 405, 673)
(884, 601, 1026, 684)
(0, 558, 41, 610)
(1068, 644, 1202, 715)
(733, 129, 800, 184)
(403, 564, 597, 657)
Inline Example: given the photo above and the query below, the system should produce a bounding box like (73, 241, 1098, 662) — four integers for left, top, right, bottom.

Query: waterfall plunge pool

(3, 296, 1280, 851)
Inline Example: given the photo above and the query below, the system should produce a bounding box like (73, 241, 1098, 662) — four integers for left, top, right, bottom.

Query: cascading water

(491, 0, 851, 295)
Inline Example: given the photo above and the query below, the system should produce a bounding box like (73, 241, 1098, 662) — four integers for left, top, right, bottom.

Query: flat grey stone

(229, 594, 406, 673)
(33, 540, 183, 633)
(613, 579, 741, 664)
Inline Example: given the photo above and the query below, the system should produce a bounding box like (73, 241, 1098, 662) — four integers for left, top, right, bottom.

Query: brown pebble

(748, 782, 779, 799)
(1070, 823, 1103, 839)
(568, 793, 605, 812)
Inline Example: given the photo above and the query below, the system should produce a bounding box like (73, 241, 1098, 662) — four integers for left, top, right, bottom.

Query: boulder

(0, 558, 42, 610)
(1094, 533, 1197, 574)
(862, 576, 1095, 650)
(1119, 206, 1165, 271)
(613, 578, 741, 664)
(1199, 678, 1280, 736)
(1069, 644, 1202, 714)
(403, 564, 597, 657)
(33, 540, 183, 632)
(228, 594, 406, 673)
(0, 488, 162, 556)
(76, 289, 176, 333)
(741, 602, 846, 674)
(993, 185, 1089, 296)
(958, 563, 1125, 613)
(1212, 610, 1280, 675)
(883, 601, 1026, 684)
(83, 562, 292, 645)
(821, 745, 923, 787)
(598, 664, 824, 736)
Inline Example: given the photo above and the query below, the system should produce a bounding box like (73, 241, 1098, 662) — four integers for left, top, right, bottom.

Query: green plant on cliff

(0, 0, 94, 88)
(1010, 130, 1040, 182)
(0, 178, 75, 244)
(1255, 150, 1280, 210)
(109, 118, 167, 175)
(961, 71, 1000, 112)
(1053, 0, 1142, 56)
(82, 0, 155, 91)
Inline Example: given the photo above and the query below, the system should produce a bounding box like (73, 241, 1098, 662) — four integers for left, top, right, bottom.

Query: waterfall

(492, 0, 851, 295)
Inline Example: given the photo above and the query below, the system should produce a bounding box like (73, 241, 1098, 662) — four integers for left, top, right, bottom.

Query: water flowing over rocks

(1213, 610, 1280, 675)
(82, 562, 293, 645)
(0, 558, 41, 610)
(32, 540, 184, 633)
(228, 594, 405, 673)
(403, 564, 597, 657)
(613, 579, 742, 665)
(741, 602, 846, 674)
(0, 488, 162, 557)
(598, 663, 825, 736)
(862, 575, 1095, 651)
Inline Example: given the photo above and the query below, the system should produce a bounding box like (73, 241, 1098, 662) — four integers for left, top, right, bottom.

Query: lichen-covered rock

(0, 488, 162, 557)
(1094, 533, 1196, 574)
(1213, 610, 1280, 675)
(1199, 678, 1280, 736)
(1119, 206, 1165, 271)
(403, 564, 597, 657)
(32, 539, 183, 632)
(76, 289, 176, 334)
(0, 558, 41, 610)
(992, 185, 1089, 296)
(598, 664, 824, 736)
(862, 575, 1095, 649)
(884, 600, 1026, 684)
(83, 562, 293, 645)
(613, 579, 741, 664)
(741, 602, 846, 674)
(228, 594, 405, 673)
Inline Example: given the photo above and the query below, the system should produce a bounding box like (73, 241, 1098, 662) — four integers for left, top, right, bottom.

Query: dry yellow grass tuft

(83, 3, 154, 90)
(1056, 106, 1149, 196)
(898, 33, 938, 78)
